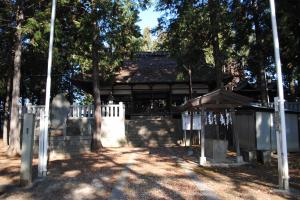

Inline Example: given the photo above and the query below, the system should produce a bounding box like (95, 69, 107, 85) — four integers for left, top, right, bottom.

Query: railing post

(119, 102, 124, 118)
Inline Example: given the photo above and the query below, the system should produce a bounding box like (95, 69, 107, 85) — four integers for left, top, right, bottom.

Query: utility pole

(269, 0, 289, 190)
(38, 0, 56, 177)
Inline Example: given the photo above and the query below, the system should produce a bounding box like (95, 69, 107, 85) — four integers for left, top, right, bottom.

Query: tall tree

(276, 0, 300, 99)
(0, 0, 14, 146)
(156, 0, 230, 88)
(7, 0, 24, 156)
(91, 0, 103, 151)
(208, 0, 223, 88)
(249, 0, 269, 104)
(142, 27, 153, 51)
(69, 0, 148, 150)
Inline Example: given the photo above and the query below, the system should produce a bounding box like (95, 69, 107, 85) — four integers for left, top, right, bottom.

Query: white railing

(285, 102, 300, 112)
(18, 105, 45, 120)
(101, 102, 125, 118)
(18, 102, 125, 119)
(250, 102, 300, 112)
(69, 104, 94, 118)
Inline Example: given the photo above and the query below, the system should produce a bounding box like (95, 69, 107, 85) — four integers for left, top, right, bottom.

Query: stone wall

(32, 117, 93, 156)
(29, 114, 184, 154)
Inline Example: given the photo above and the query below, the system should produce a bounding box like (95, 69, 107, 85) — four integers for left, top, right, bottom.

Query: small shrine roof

(179, 89, 252, 111)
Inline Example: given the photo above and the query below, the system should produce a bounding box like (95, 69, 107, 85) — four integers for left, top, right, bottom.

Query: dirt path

(111, 148, 205, 200)
(1, 140, 299, 200)
(0, 143, 207, 200)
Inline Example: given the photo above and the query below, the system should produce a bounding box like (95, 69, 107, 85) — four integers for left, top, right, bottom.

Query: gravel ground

(121, 148, 204, 200)
(0, 141, 204, 200)
(170, 146, 300, 200)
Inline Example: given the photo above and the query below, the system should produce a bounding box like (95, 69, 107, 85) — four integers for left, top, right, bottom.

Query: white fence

(285, 102, 300, 112)
(250, 102, 300, 112)
(69, 105, 94, 118)
(19, 103, 126, 119)
(100, 102, 126, 147)
(19, 102, 126, 148)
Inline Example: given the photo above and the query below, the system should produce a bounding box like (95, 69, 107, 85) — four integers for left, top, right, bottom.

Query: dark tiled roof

(115, 56, 179, 83)
(72, 52, 217, 92)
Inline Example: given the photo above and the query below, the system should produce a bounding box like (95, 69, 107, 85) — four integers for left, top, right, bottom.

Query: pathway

(0, 144, 216, 200)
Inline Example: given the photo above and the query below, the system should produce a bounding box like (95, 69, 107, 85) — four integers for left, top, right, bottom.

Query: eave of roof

(179, 89, 252, 111)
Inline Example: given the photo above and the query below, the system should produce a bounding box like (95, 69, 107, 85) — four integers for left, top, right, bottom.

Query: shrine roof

(71, 52, 217, 92)
(179, 89, 252, 111)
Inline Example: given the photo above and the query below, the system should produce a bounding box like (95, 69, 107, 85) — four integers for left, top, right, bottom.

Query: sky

(136, 4, 162, 34)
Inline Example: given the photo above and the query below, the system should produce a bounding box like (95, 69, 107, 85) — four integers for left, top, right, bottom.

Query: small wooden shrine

(179, 89, 251, 165)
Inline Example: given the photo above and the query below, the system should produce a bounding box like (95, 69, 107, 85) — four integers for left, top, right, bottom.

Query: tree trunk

(188, 67, 193, 147)
(208, 0, 223, 89)
(252, 0, 268, 105)
(7, 0, 24, 156)
(289, 66, 297, 99)
(3, 76, 12, 147)
(91, 21, 102, 151)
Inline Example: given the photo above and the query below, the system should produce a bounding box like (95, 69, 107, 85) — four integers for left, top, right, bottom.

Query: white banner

(182, 112, 201, 130)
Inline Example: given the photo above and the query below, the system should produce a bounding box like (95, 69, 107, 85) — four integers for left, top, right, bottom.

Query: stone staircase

(126, 116, 182, 147)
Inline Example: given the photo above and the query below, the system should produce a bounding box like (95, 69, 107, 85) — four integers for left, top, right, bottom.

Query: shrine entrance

(132, 91, 171, 116)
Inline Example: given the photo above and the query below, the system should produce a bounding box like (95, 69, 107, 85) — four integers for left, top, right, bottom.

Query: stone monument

(50, 94, 70, 136)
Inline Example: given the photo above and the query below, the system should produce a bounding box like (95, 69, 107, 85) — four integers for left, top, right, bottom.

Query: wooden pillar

(200, 107, 206, 165)
(150, 84, 153, 116)
(231, 107, 243, 163)
(216, 101, 220, 139)
(190, 111, 194, 147)
(169, 84, 172, 115)
(130, 85, 134, 115)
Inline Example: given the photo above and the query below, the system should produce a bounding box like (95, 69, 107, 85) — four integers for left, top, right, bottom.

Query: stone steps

(126, 117, 181, 147)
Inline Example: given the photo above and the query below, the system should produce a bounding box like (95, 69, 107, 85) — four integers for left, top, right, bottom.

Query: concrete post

(20, 113, 35, 186)
(199, 108, 206, 165)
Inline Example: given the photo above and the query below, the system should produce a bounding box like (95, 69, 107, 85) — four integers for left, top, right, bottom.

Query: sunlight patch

(62, 170, 81, 177)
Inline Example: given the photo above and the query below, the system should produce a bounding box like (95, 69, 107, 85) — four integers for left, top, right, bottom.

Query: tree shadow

(1, 146, 200, 199)
(169, 146, 300, 199)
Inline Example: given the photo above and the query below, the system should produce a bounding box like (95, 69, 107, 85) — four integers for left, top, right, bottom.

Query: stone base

(236, 155, 244, 163)
(205, 139, 228, 162)
(257, 150, 271, 164)
(199, 156, 206, 165)
(241, 150, 257, 162)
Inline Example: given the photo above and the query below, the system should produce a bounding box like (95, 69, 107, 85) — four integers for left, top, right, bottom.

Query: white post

(39, 0, 56, 177)
(199, 107, 206, 165)
(119, 102, 124, 118)
(38, 110, 48, 177)
(269, 0, 289, 190)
